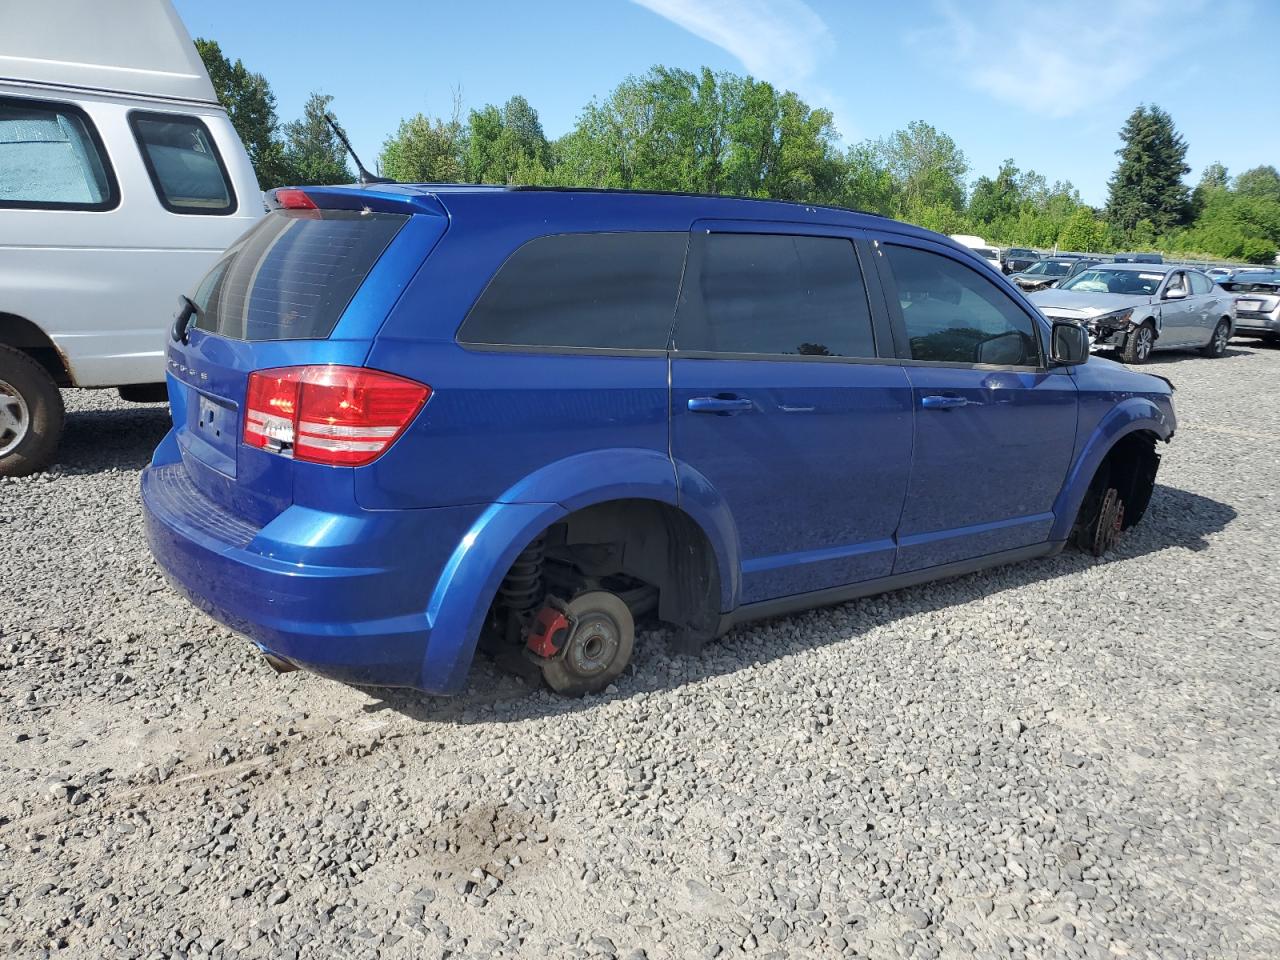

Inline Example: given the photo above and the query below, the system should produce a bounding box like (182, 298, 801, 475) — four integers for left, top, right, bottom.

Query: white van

(0, 0, 261, 475)
(950, 234, 1004, 274)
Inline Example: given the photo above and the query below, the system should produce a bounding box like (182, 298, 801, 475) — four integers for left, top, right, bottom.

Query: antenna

(324, 113, 395, 185)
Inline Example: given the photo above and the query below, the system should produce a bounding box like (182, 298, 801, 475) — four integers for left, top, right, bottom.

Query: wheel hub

(0, 379, 30, 457)
(567, 613, 619, 678)
(1136, 328, 1153, 360)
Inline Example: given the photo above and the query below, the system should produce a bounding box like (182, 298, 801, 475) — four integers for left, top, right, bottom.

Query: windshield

(975, 247, 998, 259)
(1060, 267, 1163, 296)
(1024, 260, 1071, 277)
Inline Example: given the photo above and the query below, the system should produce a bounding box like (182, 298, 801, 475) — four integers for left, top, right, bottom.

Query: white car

(0, 0, 262, 475)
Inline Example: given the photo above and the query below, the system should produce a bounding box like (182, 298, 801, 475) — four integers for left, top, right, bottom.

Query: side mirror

(1164, 286, 1187, 300)
(1051, 320, 1089, 365)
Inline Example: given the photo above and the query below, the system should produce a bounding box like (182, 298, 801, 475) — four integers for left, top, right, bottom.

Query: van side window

(882, 244, 1040, 366)
(0, 97, 118, 210)
(458, 232, 687, 351)
(129, 112, 236, 215)
(678, 233, 876, 358)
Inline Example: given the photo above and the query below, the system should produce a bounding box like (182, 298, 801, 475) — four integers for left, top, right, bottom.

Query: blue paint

(142, 185, 1176, 693)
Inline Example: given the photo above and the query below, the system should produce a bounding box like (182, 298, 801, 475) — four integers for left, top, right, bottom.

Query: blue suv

(142, 185, 1176, 696)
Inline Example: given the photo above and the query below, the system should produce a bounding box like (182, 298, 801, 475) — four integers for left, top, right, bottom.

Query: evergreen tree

(1105, 104, 1190, 238)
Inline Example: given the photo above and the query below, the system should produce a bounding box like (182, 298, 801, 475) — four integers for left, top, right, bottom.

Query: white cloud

(918, 0, 1212, 117)
(629, 0, 833, 88)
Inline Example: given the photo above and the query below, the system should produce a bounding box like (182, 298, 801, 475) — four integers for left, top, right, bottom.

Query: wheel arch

(1051, 400, 1171, 542)
(0, 313, 73, 387)
(417, 449, 737, 693)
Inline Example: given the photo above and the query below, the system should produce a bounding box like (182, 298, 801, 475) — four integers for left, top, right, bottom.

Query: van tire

(540, 591, 635, 697)
(0, 344, 64, 477)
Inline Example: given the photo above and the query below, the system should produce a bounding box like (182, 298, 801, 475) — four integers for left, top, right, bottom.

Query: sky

(173, 0, 1278, 206)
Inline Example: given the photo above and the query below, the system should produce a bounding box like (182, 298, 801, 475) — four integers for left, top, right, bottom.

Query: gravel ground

(2, 342, 1279, 960)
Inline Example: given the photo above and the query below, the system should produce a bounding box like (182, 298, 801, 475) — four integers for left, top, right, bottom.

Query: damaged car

(1010, 257, 1100, 292)
(1029, 263, 1234, 363)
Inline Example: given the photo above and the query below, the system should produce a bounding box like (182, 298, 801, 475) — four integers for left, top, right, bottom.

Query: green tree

(1105, 104, 1190, 238)
(1234, 165, 1280, 203)
(464, 95, 550, 184)
(1191, 162, 1229, 218)
(1057, 206, 1107, 252)
(380, 108, 465, 183)
(871, 121, 968, 221)
(280, 93, 350, 185)
(193, 38, 285, 187)
(555, 66, 841, 202)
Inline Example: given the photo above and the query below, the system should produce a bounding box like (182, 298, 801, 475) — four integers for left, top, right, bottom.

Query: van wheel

(0, 345, 64, 478)
(540, 591, 635, 697)
(1200, 320, 1230, 358)
(1120, 322, 1155, 364)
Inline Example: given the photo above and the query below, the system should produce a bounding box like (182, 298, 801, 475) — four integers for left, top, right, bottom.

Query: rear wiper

(172, 295, 200, 345)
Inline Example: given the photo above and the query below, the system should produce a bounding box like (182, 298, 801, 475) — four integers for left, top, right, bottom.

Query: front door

(868, 235, 1079, 573)
(670, 224, 913, 605)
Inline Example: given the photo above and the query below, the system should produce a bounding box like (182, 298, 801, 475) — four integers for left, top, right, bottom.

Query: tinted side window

(1189, 272, 1213, 295)
(129, 112, 236, 214)
(680, 233, 876, 358)
(0, 97, 117, 210)
(882, 244, 1039, 366)
(458, 232, 687, 350)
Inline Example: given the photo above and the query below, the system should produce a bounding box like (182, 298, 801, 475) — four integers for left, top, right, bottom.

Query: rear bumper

(141, 459, 479, 693)
(1234, 313, 1280, 335)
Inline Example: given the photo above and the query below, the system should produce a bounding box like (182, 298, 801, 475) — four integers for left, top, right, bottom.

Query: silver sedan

(1029, 264, 1235, 363)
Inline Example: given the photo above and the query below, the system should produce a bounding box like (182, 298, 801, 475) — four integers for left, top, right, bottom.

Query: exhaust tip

(262, 653, 299, 675)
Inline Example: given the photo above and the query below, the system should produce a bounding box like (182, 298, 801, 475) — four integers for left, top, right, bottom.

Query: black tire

(1200, 319, 1231, 358)
(0, 344, 64, 478)
(1073, 485, 1126, 557)
(540, 591, 635, 697)
(1120, 321, 1156, 364)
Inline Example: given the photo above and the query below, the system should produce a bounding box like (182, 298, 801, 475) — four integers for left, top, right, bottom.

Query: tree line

(198, 41, 1280, 264)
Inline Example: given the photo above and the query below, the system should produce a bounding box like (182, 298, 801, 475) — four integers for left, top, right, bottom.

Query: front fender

(1049, 397, 1174, 541)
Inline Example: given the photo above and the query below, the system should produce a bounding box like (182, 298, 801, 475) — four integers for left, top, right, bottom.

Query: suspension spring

(499, 536, 545, 612)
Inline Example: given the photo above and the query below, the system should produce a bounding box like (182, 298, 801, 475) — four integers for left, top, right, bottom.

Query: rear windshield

(192, 209, 407, 341)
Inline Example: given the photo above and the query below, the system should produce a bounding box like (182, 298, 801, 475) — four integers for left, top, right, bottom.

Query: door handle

(920, 395, 969, 410)
(688, 396, 754, 415)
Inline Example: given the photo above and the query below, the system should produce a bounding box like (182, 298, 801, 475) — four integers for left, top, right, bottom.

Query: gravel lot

(2, 342, 1279, 960)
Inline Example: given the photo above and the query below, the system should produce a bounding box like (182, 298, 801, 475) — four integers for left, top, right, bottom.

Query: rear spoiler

(267, 186, 448, 218)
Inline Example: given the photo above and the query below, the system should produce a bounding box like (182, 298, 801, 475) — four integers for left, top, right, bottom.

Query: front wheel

(540, 591, 635, 697)
(1120, 321, 1156, 364)
(1200, 320, 1230, 358)
(0, 344, 64, 478)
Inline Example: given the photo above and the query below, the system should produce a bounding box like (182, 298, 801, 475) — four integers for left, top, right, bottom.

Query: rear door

(670, 222, 913, 604)
(868, 233, 1078, 572)
(165, 196, 444, 524)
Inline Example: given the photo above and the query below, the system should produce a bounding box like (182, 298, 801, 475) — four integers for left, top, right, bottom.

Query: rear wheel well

(1076, 430, 1162, 538)
(0, 313, 71, 387)
(494, 499, 721, 642)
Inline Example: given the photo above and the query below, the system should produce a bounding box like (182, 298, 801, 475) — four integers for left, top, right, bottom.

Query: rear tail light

(244, 366, 430, 466)
(272, 188, 317, 210)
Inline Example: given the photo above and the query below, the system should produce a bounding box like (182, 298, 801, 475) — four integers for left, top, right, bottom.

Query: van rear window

(193, 209, 407, 341)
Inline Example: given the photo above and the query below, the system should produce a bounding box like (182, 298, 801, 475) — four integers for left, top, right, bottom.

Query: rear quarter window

(129, 111, 236, 215)
(193, 209, 408, 341)
(457, 232, 688, 351)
